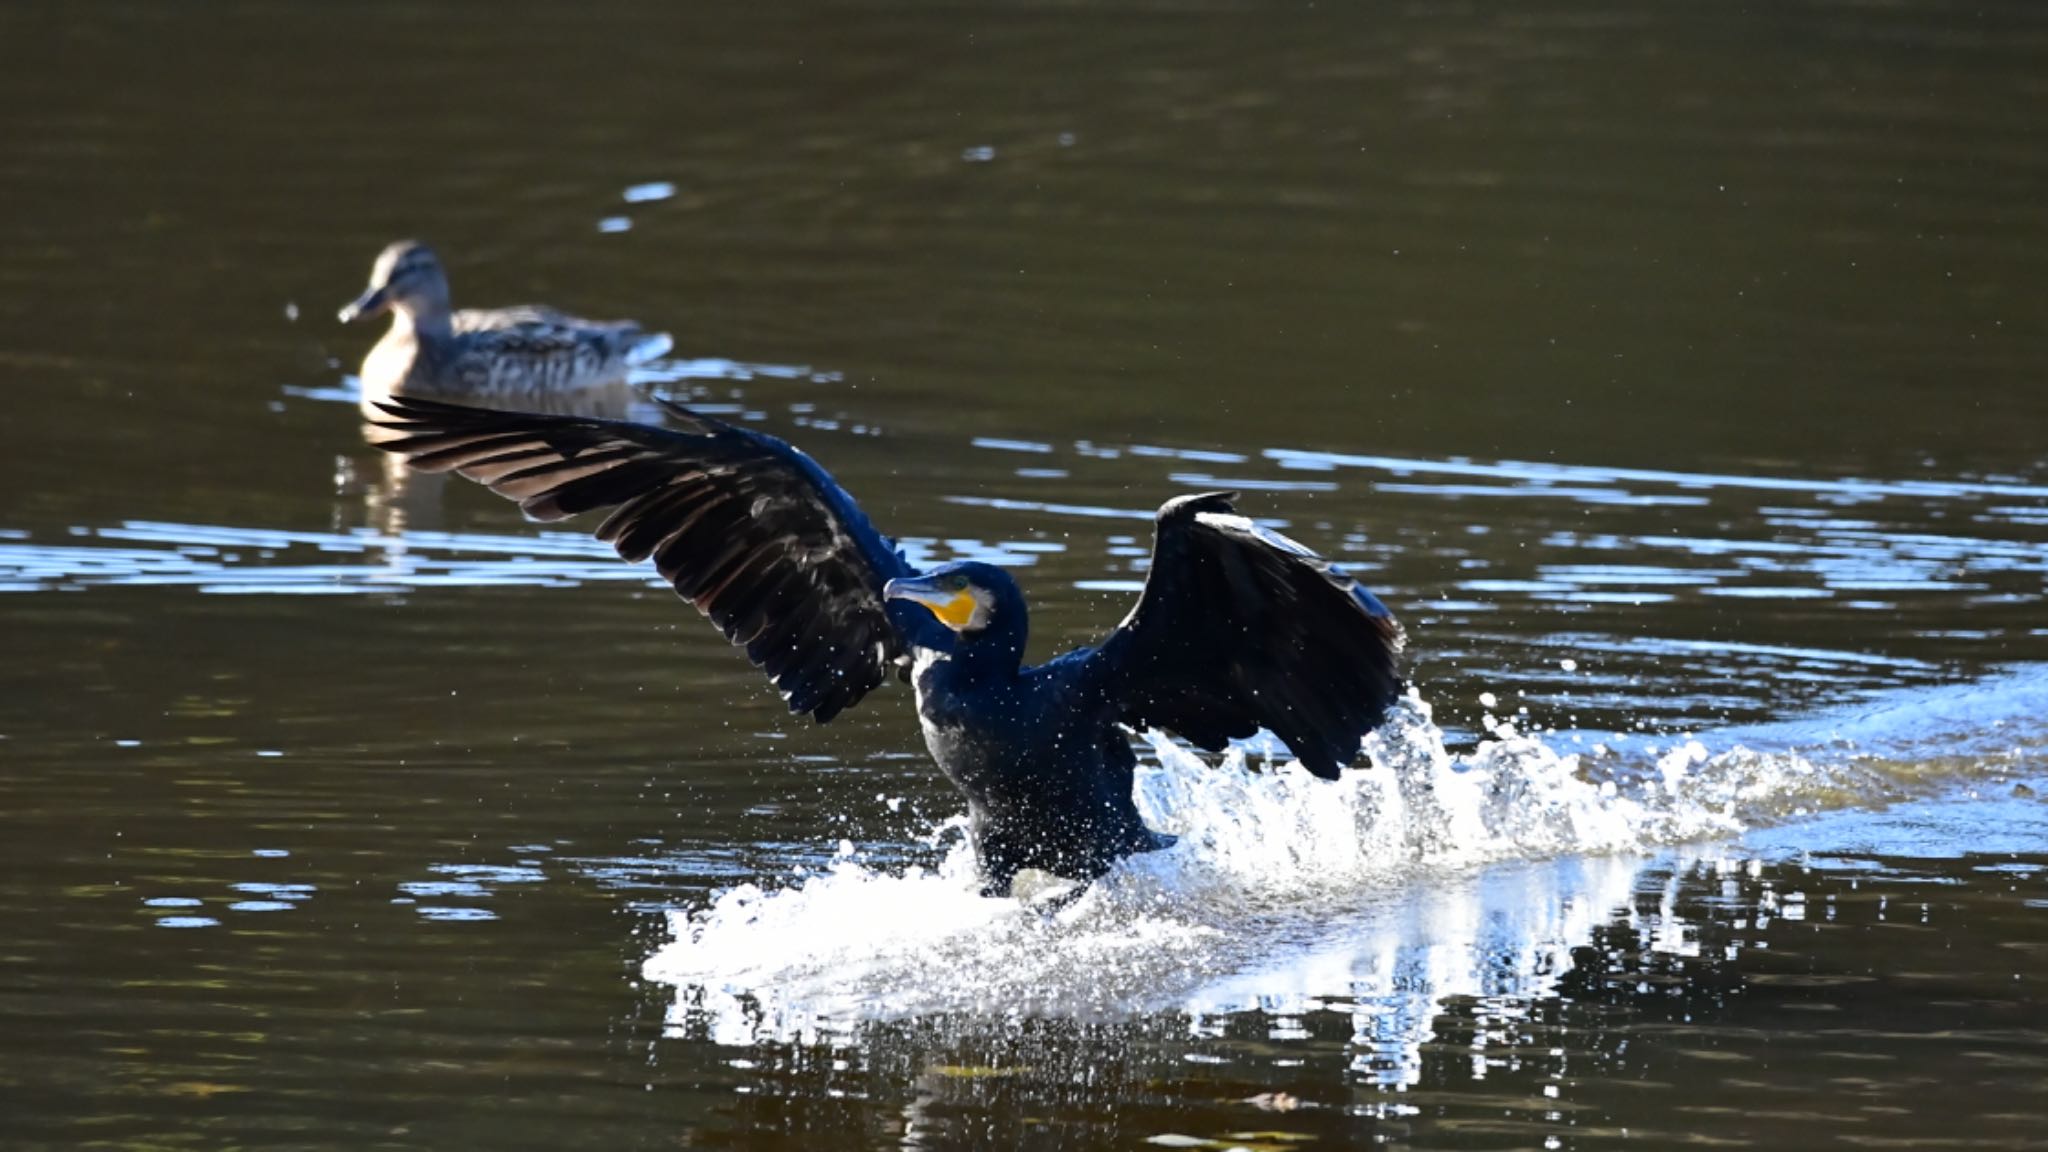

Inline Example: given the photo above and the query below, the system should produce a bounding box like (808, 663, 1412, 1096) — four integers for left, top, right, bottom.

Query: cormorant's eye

(947, 573, 970, 592)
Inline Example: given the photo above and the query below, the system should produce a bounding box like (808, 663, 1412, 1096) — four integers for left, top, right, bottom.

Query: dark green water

(5, 2, 2048, 1148)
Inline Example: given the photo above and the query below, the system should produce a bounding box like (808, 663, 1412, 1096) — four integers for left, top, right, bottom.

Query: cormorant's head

(339, 240, 451, 324)
(882, 562, 1014, 635)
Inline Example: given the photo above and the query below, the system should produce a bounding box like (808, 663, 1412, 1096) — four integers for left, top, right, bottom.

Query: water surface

(4, 2, 2048, 1148)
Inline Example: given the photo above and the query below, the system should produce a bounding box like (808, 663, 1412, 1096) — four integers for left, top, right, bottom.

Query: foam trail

(644, 673, 2047, 1041)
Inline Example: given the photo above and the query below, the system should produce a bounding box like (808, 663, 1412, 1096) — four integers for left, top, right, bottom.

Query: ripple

(1700, 586, 1835, 600)
(1562, 635, 1938, 671)
(622, 181, 676, 203)
(1374, 481, 1711, 506)
(415, 907, 498, 923)
(430, 864, 545, 885)
(230, 883, 315, 900)
(1537, 565, 1729, 587)
(399, 881, 490, 900)
(1268, 447, 2048, 502)
(943, 495, 1156, 522)
(1172, 473, 1338, 493)
(971, 437, 1054, 455)
(1532, 590, 1677, 605)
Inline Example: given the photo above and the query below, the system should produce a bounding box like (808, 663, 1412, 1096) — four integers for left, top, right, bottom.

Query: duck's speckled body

(340, 241, 671, 417)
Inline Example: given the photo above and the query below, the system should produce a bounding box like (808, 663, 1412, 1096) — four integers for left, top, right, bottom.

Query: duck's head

(884, 562, 1023, 640)
(339, 240, 450, 324)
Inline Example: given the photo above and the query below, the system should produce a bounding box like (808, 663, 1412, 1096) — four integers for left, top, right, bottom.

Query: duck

(369, 395, 1407, 897)
(338, 240, 672, 417)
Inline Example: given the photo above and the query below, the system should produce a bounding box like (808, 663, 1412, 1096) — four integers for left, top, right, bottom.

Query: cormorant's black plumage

(370, 395, 934, 722)
(1095, 492, 1406, 781)
(371, 396, 1406, 895)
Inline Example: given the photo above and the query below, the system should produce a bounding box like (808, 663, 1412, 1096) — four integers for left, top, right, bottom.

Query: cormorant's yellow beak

(883, 575, 979, 631)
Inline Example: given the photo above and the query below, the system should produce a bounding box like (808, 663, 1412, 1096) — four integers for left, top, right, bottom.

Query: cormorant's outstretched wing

(1092, 491, 1405, 779)
(370, 396, 919, 722)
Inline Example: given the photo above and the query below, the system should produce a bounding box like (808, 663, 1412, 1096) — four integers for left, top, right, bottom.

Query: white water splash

(643, 686, 1952, 1045)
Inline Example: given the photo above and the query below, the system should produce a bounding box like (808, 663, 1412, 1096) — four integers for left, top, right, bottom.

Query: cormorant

(340, 241, 672, 418)
(369, 396, 1406, 896)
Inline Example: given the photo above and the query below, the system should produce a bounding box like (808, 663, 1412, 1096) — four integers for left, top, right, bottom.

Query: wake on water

(644, 668, 2048, 1044)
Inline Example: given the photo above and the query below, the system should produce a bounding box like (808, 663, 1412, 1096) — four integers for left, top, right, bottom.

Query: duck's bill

(336, 286, 389, 323)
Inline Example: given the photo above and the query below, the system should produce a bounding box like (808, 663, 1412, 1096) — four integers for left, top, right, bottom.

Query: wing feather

(1093, 491, 1405, 779)
(369, 396, 918, 721)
